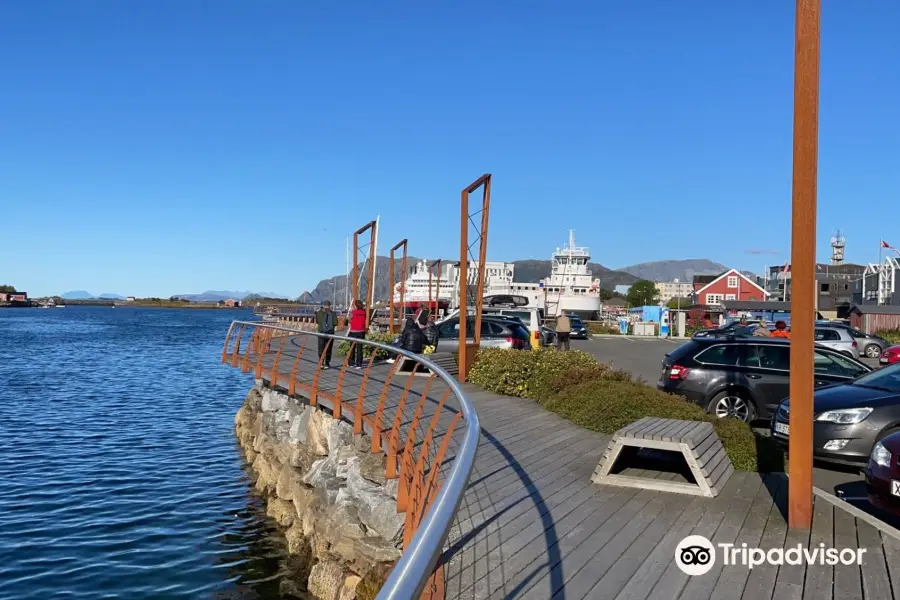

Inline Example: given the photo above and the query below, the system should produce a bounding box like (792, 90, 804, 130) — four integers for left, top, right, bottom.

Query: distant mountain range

(60, 291, 126, 300)
(58, 290, 288, 302)
(297, 258, 748, 304)
(173, 290, 289, 302)
(616, 259, 731, 283)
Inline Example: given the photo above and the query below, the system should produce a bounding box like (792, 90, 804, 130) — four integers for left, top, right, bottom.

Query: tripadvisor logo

(675, 535, 866, 576)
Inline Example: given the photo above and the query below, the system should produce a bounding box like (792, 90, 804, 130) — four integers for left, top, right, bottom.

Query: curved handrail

(222, 320, 481, 600)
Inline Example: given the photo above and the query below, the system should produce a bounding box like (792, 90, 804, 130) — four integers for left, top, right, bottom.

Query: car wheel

(865, 344, 882, 359)
(707, 390, 756, 423)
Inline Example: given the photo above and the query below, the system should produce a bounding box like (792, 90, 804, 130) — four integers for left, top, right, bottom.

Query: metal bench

(591, 417, 734, 497)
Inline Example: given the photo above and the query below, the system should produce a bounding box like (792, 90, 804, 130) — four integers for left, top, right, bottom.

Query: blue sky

(1, 2, 898, 298)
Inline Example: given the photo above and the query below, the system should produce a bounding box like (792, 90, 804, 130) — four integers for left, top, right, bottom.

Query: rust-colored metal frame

(220, 321, 470, 597)
(389, 239, 408, 334)
(352, 220, 378, 329)
(427, 259, 442, 317)
(458, 174, 492, 382)
(788, 0, 820, 530)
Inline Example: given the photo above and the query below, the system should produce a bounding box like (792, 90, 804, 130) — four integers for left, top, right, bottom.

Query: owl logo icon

(675, 535, 716, 576)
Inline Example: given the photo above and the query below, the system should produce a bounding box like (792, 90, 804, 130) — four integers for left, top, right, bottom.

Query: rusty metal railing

(221, 321, 480, 600)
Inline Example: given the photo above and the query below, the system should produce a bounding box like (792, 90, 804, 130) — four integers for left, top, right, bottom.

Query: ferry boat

(390, 231, 603, 319)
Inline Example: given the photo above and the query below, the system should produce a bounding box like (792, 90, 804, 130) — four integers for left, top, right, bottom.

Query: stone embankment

(234, 382, 402, 600)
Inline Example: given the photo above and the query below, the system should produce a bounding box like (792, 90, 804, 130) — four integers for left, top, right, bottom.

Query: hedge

(335, 331, 396, 361)
(467, 347, 601, 398)
(877, 329, 900, 345)
(468, 347, 784, 473)
(587, 322, 620, 335)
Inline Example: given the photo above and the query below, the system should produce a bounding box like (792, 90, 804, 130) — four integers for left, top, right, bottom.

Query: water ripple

(0, 307, 306, 599)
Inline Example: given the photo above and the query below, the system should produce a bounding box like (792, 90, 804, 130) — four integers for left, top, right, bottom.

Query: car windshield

(569, 316, 584, 324)
(851, 364, 900, 393)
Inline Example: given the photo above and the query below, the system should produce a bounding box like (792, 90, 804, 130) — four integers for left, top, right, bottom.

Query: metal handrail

(224, 321, 481, 600)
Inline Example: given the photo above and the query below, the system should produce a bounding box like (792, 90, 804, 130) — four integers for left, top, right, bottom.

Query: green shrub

(533, 362, 632, 400)
(335, 331, 396, 361)
(877, 329, 900, 344)
(540, 379, 784, 472)
(468, 347, 599, 398)
(588, 322, 620, 335)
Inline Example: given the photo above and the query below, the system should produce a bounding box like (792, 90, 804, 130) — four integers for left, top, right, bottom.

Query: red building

(692, 269, 768, 307)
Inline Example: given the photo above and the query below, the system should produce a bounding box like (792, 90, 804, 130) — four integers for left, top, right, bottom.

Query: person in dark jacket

(423, 314, 439, 352)
(347, 299, 367, 368)
(315, 301, 338, 368)
(400, 313, 426, 354)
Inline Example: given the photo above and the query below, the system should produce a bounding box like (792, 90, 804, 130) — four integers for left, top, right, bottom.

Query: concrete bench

(394, 352, 459, 378)
(591, 417, 734, 497)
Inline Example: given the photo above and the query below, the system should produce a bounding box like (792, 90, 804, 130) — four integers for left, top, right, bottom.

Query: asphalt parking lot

(570, 335, 899, 527)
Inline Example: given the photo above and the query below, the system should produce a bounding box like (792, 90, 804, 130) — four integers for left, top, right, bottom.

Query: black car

(658, 337, 871, 422)
(692, 320, 765, 339)
(568, 315, 589, 339)
(771, 363, 900, 466)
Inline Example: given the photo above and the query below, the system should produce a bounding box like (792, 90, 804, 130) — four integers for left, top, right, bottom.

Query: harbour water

(0, 307, 307, 599)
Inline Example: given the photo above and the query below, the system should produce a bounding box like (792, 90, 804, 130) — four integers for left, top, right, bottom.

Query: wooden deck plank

(771, 514, 811, 600)
(832, 503, 864, 600)
(856, 519, 893, 600)
(802, 495, 834, 600)
(739, 475, 789, 600)
(881, 534, 900, 600)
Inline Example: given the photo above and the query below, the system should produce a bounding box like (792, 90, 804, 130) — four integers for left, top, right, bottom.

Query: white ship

(391, 231, 603, 318)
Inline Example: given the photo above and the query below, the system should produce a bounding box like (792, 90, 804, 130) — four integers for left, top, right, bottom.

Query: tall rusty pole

(458, 174, 492, 382)
(788, 0, 820, 530)
(389, 239, 408, 334)
(352, 220, 377, 327)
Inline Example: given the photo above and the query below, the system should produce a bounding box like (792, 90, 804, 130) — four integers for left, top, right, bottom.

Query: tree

(667, 296, 692, 309)
(0, 284, 16, 293)
(626, 280, 659, 307)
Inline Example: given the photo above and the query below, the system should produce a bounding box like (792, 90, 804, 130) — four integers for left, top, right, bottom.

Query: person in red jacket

(347, 299, 368, 368)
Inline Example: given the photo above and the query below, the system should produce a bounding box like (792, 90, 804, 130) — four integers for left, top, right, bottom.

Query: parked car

(866, 429, 900, 512)
(771, 363, 900, 467)
(540, 325, 557, 347)
(568, 315, 589, 339)
(434, 315, 531, 353)
(817, 323, 889, 359)
(881, 346, 900, 366)
(483, 306, 545, 349)
(692, 320, 763, 339)
(658, 337, 871, 423)
(813, 326, 860, 359)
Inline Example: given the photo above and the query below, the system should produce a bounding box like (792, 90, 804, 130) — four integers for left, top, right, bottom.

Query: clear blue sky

(2, 2, 898, 298)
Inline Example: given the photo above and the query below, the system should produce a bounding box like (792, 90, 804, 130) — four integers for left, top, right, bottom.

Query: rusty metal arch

(352, 220, 378, 329)
(457, 174, 492, 382)
(388, 239, 408, 334)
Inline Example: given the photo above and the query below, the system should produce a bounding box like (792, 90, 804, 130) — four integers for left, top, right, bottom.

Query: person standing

(753, 319, 772, 337)
(555, 312, 572, 351)
(315, 301, 337, 368)
(347, 299, 368, 369)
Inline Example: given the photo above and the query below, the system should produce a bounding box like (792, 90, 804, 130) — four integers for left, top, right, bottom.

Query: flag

(882, 240, 893, 249)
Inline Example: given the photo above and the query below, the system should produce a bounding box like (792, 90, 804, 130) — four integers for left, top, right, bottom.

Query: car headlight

(815, 407, 873, 424)
(872, 441, 892, 468)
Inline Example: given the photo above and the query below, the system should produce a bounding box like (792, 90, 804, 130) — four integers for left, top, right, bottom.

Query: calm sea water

(0, 307, 305, 599)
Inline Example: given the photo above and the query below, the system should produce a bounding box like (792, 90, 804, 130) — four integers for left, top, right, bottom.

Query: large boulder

(261, 388, 288, 412)
(308, 561, 346, 600)
(266, 498, 296, 527)
(327, 419, 354, 454)
(289, 408, 313, 445)
(343, 458, 405, 541)
(306, 410, 331, 456)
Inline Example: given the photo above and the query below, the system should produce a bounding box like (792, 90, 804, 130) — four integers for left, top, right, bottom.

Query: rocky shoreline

(234, 382, 403, 600)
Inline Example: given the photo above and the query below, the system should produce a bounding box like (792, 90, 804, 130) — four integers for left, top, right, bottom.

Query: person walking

(423, 313, 439, 354)
(347, 299, 368, 369)
(400, 310, 427, 355)
(315, 301, 338, 368)
(555, 312, 572, 351)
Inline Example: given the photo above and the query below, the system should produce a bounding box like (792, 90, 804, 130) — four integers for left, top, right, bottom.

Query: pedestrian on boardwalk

(347, 299, 368, 369)
(400, 309, 427, 355)
(423, 313, 439, 354)
(555, 312, 571, 351)
(315, 301, 337, 368)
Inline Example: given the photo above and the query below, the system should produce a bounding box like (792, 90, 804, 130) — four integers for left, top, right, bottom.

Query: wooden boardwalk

(250, 335, 900, 600)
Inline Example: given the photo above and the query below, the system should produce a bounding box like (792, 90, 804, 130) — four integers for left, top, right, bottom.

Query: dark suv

(658, 337, 871, 422)
(568, 315, 589, 339)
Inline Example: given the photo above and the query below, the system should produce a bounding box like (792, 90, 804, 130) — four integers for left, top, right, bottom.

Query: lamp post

(788, 0, 820, 530)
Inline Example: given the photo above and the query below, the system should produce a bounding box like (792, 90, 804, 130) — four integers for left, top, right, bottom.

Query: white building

(655, 281, 693, 305)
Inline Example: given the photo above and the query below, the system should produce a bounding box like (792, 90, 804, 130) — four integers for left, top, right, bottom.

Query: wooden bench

(591, 417, 734, 497)
(394, 351, 459, 378)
